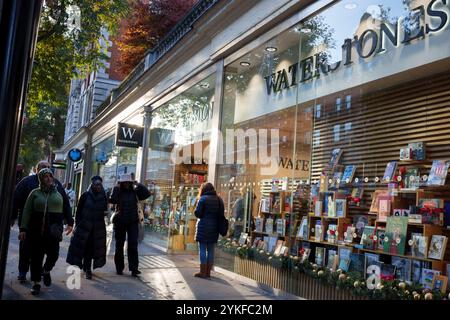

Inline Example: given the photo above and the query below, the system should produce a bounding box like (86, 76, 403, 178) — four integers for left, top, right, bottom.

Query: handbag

(217, 197, 229, 237)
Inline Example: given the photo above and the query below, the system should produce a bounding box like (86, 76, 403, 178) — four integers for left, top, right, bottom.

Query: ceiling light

(345, 3, 357, 10)
(240, 61, 251, 67)
(265, 46, 277, 52)
(300, 28, 311, 33)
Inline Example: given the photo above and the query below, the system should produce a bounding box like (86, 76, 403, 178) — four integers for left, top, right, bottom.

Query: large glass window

(144, 74, 215, 251)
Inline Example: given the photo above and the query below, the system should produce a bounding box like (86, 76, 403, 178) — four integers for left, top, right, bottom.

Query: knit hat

(38, 168, 53, 182)
(91, 175, 103, 183)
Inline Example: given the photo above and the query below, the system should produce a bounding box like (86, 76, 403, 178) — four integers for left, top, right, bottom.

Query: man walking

(11, 160, 74, 282)
(64, 182, 76, 216)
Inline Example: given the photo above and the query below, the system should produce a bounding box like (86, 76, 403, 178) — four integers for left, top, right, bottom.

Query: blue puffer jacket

(194, 191, 224, 243)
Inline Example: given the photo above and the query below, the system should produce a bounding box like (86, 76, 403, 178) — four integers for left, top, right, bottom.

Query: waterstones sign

(115, 123, 144, 148)
(265, 0, 450, 95)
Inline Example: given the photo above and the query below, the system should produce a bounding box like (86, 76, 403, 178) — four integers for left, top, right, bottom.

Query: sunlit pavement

(3, 225, 300, 300)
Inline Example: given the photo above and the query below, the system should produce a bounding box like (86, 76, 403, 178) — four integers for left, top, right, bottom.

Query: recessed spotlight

(265, 46, 277, 52)
(197, 83, 209, 89)
(345, 3, 357, 10)
(300, 28, 311, 33)
(240, 61, 251, 67)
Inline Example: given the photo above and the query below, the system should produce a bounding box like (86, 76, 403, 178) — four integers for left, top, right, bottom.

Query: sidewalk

(2, 226, 300, 300)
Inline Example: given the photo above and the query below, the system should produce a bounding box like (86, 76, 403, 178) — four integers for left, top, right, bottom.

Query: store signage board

(115, 122, 144, 148)
(149, 127, 175, 152)
(234, 0, 450, 124)
(68, 148, 83, 162)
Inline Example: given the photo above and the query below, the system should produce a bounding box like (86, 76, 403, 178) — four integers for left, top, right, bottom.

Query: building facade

(58, 0, 450, 298)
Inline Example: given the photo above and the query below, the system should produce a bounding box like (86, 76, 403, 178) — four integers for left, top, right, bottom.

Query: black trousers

(114, 222, 139, 272)
(29, 233, 60, 282)
(82, 232, 94, 272)
(18, 238, 31, 274)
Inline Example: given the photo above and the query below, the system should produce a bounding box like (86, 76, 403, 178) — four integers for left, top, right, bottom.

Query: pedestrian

(109, 174, 150, 276)
(64, 182, 76, 214)
(19, 168, 73, 295)
(66, 176, 107, 279)
(193, 182, 225, 279)
(11, 160, 73, 283)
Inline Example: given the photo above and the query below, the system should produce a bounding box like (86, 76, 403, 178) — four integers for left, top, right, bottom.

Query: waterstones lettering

(277, 157, 309, 171)
(115, 122, 144, 148)
(265, 0, 450, 95)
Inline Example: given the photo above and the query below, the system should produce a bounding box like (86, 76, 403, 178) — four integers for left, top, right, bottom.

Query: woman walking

(109, 174, 150, 276)
(19, 168, 73, 295)
(194, 182, 225, 279)
(66, 176, 108, 279)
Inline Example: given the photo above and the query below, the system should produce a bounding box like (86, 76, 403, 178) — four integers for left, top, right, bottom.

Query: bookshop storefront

(215, 0, 450, 300)
(143, 73, 216, 251)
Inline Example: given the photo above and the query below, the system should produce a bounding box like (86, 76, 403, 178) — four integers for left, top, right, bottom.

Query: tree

(19, 0, 129, 173)
(115, 0, 197, 77)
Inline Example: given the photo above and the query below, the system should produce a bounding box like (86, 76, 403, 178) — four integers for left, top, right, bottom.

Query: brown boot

(194, 264, 207, 278)
(205, 264, 213, 278)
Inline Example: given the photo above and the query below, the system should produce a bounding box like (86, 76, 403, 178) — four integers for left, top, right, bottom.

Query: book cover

(383, 161, 397, 182)
(360, 226, 376, 250)
(331, 171, 343, 189)
(276, 218, 285, 236)
(267, 236, 278, 252)
(327, 224, 338, 244)
(375, 227, 386, 251)
(349, 253, 365, 274)
(300, 248, 311, 263)
(296, 216, 308, 239)
(315, 247, 326, 266)
(411, 260, 431, 284)
(338, 248, 352, 272)
(238, 233, 248, 246)
(314, 200, 322, 217)
(353, 215, 369, 237)
(380, 264, 397, 281)
(265, 218, 274, 235)
(421, 268, 440, 289)
(274, 240, 284, 256)
(366, 260, 383, 281)
(391, 257, 412, 282)
(344, 226, 356, 244)
(377, 195, 392, 222)
(383, 216, 408, 255)
(404, 167, 420, 189)
(335, 199, 347, 218)
(408, 142, 426, 161)
(341, 165, 357, 184)
(428, 235, 448, 260)
(327, 250, 337, 270)
(322, 192, 334, 216)
(418, 198, 444, 209)
(364, 253, 380, 276)
(427, 160, 450, 186)
(260, 198, 270, 213)
(270, 193, 281, 214)
(314, 220, 323, 242)
(369, 190, 389, 214)
(328, 148, 343, 169)
(411, 234, 428, 258)
(255, 217, 264, 233)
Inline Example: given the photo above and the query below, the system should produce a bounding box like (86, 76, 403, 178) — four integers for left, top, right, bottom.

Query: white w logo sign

(122, 127, 136, 139)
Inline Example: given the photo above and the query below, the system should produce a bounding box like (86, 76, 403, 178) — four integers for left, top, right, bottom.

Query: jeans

(199, 242, 215, 265)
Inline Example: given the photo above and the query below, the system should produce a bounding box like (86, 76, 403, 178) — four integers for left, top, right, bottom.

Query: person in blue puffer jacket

(194, 182, 224, 279)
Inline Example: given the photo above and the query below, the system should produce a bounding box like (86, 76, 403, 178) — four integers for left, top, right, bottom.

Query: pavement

(2, 225, 301, 300)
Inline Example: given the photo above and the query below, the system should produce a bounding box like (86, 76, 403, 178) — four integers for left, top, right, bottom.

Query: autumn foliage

(115, 0, 197, 77)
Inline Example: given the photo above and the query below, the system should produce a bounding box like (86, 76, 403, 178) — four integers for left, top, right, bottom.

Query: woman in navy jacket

(194, 182, 224, 278)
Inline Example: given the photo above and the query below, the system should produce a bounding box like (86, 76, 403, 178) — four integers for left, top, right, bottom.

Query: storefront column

(139, 105, 152, 184)
(207, 59, 225, 186)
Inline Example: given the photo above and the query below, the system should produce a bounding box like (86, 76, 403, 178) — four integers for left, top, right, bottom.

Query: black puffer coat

(66, 188, 108, 269)
(194, 191, 224, 243)
(108, 183, 150, 224)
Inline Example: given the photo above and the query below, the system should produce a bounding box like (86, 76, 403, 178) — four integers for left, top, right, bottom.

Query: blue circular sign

(68, 148, 83, 162)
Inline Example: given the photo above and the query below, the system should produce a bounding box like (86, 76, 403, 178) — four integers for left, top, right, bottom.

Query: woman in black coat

(194, 182, 224, 279)
(66, 176, 107, 279)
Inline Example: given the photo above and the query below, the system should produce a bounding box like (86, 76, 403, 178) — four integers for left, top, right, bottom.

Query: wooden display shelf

(356, 247, 443, 264)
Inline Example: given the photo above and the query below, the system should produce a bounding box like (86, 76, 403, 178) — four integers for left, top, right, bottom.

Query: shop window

(345, 122, 352, 132)
(336, 97, 341, 112)
(315, 104, 321, 118)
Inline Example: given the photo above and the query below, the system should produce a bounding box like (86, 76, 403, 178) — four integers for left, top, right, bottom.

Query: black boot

(42, 270, 51, 287)
(85, 270, 92, 280)
(31, 283, 41, 295)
